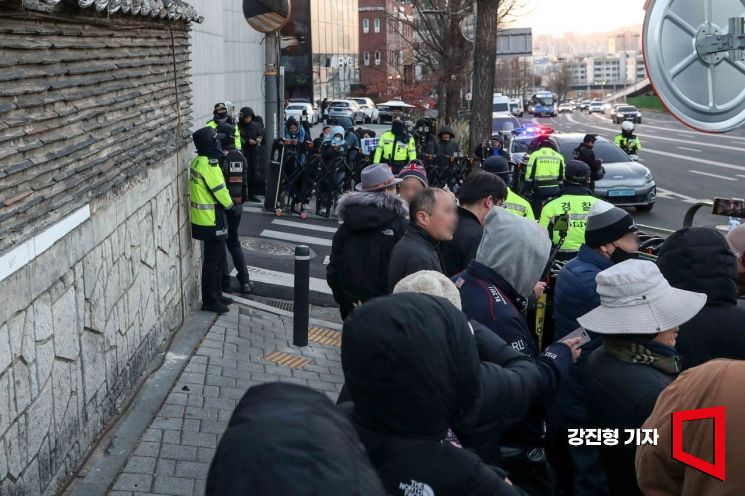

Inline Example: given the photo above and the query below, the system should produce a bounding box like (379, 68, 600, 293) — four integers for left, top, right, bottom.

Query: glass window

(364, 51, 370, 66)
(374, 18, 381, 33)
(362, 18, 369, 33)
(375, 51, 381, 65)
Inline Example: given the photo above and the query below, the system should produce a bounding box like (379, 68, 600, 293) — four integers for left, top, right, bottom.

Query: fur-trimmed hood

(335, 192, 408, 230)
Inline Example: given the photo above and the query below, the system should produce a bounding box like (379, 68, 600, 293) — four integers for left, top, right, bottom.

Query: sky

(512, 0, 647, 36)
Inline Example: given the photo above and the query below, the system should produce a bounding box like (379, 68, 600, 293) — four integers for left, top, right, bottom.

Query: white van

(492, 93, 510, 118)
(509, 98, 523, 117)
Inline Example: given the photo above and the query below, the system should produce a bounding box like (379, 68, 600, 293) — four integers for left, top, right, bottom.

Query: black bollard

(293, 245, 310, 346)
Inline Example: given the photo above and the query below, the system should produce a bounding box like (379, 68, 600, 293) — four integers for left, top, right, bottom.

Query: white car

(558, 103, 573, 113)
(350, 97, 380, 124)
(285, 103, 319, 125)
(588, 102, 605, 114)
(327, 100, 366, 124)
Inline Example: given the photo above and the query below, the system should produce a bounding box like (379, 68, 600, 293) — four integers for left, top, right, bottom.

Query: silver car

(327, 100, 366, 125)
(350, 97, 380, 124)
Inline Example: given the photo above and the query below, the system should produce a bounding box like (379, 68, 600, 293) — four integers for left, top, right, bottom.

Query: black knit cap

(585, 200, 638, 248)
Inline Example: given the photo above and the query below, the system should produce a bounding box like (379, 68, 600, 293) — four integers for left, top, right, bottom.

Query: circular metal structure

(240, 238, 296, 257)
(644, 0, 745, 132)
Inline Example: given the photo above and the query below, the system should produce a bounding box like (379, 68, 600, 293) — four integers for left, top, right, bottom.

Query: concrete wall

(190, 0, 266, 130)
(0, 151, 199, 495)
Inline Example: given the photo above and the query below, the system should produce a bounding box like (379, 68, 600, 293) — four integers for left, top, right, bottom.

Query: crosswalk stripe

(260, 229, 332, 247)
(241, 265, 332, 294)
(271, 219, 338, 233)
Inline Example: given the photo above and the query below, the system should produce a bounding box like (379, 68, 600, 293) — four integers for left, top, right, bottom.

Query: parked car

(579, 100, 592, 111)
(377, 102, 414, 124)
(612, 105, 643, 124)
(588, 101, 606, 114)
(285, 102, 319, 125)
(558, 102, 573, 113)
(551, 133, 656, 211)
(327, 100, 366, 125)
(491, 115, 521, 136)
(350, 97, 380, 124)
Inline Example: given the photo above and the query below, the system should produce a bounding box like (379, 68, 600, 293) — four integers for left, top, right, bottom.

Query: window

(374, 50, 381, 65)
(374, 18, 381, 33)
(362, 18, 369, 33)
(363, 51, 370, 66)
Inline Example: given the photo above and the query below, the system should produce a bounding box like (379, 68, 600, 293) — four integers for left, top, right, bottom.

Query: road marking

(271, 219, 338, 233)
(738, 175, 745, 179)
(233, 266, 333, 294)
(641, 148, 745, 173)
(677, 146, 702, 152)
(323, 255, 330, 265)
(690, 170, 738, 181)
(260, 229, 332, 247)
(656, 188, 706, 204)
(594, 112, 745, 142)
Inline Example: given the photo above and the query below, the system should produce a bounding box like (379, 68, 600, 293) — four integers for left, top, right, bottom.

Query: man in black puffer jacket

(343, 294, 574, 495)
(327, 164, 407, 319)
(657, 227, 745, 370)
(206, 383, 385, 495)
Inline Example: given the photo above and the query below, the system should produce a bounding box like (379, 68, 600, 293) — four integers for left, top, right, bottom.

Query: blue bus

(530, 91, 557, 117)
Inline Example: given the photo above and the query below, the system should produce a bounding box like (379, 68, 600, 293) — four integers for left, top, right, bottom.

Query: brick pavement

(105, 303, 344, 496)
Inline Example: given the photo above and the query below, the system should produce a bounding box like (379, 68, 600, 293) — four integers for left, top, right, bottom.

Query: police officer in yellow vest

(207, 102, 241, 149)
(525, 136, 565, 216)
(614, 121, 642, 155)
(190, 126, 235, 314)
(539, 160, 598, 260)
(373, 119, 417, 174)
(482, 156, 535, 220)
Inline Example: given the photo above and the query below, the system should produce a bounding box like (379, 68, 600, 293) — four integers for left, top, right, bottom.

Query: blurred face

(322, 127, 331, 136)
(289, 124, 298, 134)
(586, 140, 596, 148)
(441, 133, 451, 141)
(654, 327, 679, 348)
(399, 177, 424, 203)
(417, 190, 458, 242)
(243, 114, 252, 123)
(599, 232, 639, 259)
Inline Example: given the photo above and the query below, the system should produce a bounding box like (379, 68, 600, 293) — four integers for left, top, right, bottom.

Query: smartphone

(712, 198, 745, 218)
(562, 327, 591, 348)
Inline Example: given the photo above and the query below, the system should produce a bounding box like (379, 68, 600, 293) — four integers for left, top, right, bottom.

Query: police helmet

(621, 121, 634, 132)
(483, 156, 511, 180)
(565, 160, 591, 184)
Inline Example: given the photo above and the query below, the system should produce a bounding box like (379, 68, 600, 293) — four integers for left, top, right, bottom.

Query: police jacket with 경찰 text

(342, 294, 527, 496)
(388, 222, 445, 291)
(538, 185, 598, 253)
(189, 155, 233, 240)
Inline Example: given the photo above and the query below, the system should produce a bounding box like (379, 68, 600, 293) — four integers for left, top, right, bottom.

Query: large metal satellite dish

(644, 0, 745, 132)
(243, 0, 290, 33)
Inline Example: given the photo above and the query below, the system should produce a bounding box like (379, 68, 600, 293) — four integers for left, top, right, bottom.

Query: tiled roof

(20, 0, 204, 23)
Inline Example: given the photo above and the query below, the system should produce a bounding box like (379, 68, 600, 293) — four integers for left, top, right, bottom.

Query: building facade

(358, 0, 414, 98)
(281, 0, 360, 103)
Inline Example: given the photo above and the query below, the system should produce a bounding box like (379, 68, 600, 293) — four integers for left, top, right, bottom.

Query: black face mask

(214, 110, 228, 121)
(610, 245, 638, 264)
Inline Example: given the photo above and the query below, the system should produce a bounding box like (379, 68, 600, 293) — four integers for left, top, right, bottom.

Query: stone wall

(0, 2, 202, 494)
(0, 152, 200, 495)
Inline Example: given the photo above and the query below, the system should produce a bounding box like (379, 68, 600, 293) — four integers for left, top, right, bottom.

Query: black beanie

(585, 200, 638, 248)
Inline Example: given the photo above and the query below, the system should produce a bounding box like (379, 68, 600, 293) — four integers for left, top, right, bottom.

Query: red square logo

(671, 406, 726, 481)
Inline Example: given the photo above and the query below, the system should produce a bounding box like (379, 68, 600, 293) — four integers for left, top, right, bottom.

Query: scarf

(603, 336, 681, 375)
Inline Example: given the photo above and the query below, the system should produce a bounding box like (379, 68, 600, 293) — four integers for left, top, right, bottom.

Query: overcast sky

(512, 0, 647, 35)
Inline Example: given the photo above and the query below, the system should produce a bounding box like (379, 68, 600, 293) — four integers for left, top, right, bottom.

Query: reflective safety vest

(526, 148, 565, 194)
(189, 155, 234, 240)
(207, 119, 242, 149)
(539, 193, 598, 252)
(503, 188, 535, 220)
(373, 131, 416, 169)
(614, 133, 642, 154)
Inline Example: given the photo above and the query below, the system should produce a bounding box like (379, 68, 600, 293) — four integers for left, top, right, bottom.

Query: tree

(468, 0, 523, 152)
(548, 62, 573, 101)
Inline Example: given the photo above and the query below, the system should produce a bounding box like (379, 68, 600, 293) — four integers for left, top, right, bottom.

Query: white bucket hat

(393, 270, 462, 310)
(577, 259, 706, 335)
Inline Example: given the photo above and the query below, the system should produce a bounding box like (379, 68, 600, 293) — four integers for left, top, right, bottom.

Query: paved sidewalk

(105, 303, 344, 495)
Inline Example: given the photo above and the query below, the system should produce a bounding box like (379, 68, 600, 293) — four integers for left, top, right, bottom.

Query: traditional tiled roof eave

(19, 0, 204, 23)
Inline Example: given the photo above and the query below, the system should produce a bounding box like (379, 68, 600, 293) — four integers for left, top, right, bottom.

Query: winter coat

(657, 227, 745, 370)
(637, 359, 745, 496)
(327, 192, 408, 319)
(584, 341, 677, 496)
(238, 107, 261, 150)
(342, 294, 527, 496)
(573, 143, 604, 181)
(206, 383, 385, 495)
(551, 245, 613, 426)
(425, 125, 461, 161)
(388, 223, 445, 291)
(455, 260, 549, 451)
(441, 207, 483, 276)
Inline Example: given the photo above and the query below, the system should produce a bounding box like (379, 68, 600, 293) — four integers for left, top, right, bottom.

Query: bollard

(293, 245, 310, 346)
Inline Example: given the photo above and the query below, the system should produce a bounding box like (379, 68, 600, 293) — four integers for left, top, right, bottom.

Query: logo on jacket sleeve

(399, 480, 435, 496)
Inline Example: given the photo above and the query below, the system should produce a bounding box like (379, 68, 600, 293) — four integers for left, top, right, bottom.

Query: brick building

(358, 0, 413, 99)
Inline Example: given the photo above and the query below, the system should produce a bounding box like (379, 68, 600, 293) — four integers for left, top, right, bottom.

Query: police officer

(539, 160, 598, 260)
(614, 121, 642, 155)
(190, 127, 235, 314)
(373, 119, 416, 174)
(216, 123, 254, 295)
(207, 102, 241, 149)
(573, 134, 604, 191)
(482, 156, 535, 220)
(525, 136, 565, 216)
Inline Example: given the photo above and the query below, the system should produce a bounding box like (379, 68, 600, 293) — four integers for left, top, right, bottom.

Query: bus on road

(530, 91, 557, 117)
